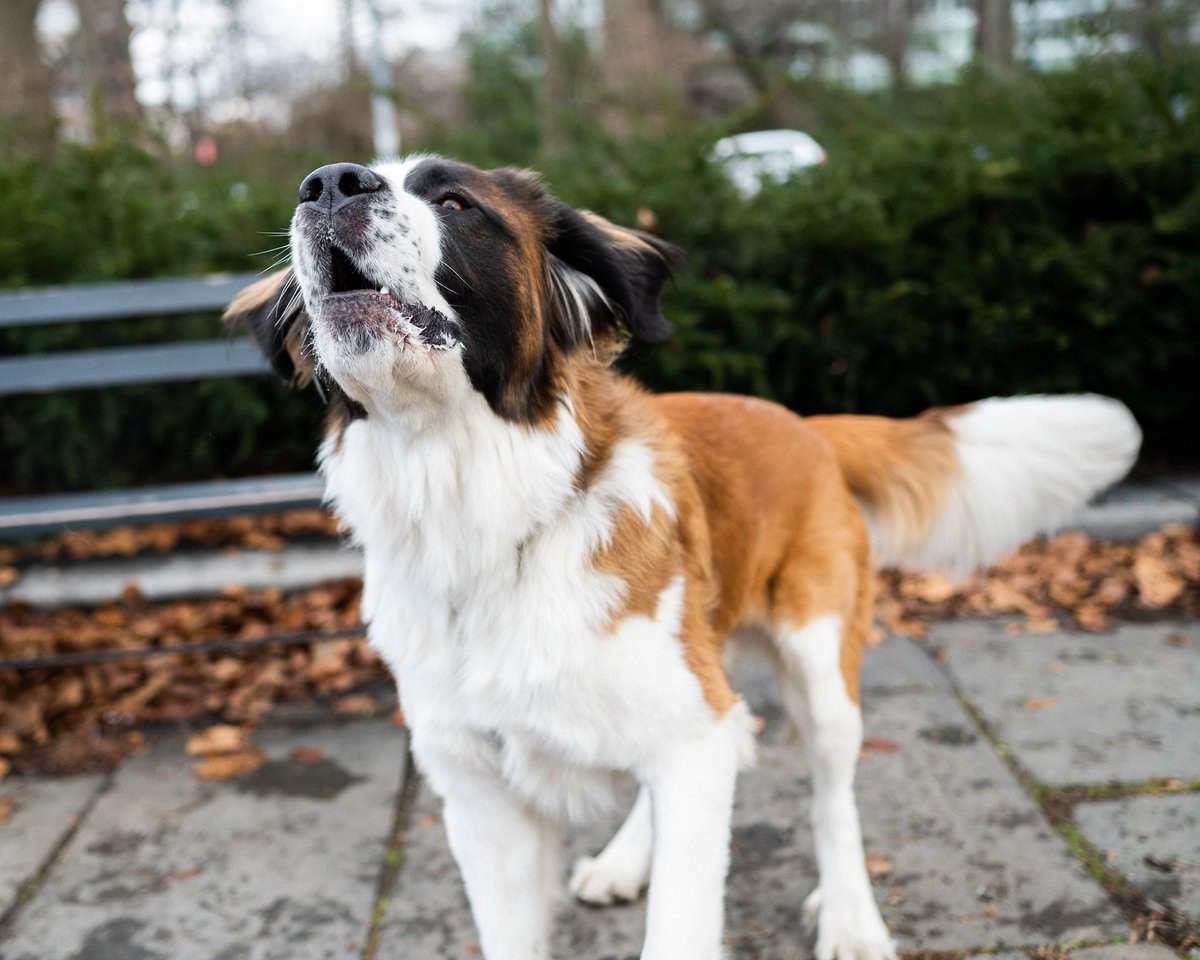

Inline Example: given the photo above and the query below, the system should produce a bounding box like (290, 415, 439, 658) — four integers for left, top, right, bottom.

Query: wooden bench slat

(0, 339, 271, 395)
(0, 474, 326, 538)
(0, 272, 261, 328)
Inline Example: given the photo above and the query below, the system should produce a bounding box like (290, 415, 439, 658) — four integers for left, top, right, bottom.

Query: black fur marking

(401, 158, 684, 424)
(545, 204, 683, 344)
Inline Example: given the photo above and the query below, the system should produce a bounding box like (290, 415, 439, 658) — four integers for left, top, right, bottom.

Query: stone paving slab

(0, 720, 406, 960)
(0, 775, 104, 919)
(1075, 793, 1200, 918)
(928, 620, 1200, 786)
(380, 637, 1125, 959)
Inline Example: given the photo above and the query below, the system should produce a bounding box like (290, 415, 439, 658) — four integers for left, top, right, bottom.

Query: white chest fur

(320, 395, 712, 821)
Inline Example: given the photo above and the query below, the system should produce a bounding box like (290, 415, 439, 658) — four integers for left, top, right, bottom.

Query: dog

(225, 155, 1141, 960)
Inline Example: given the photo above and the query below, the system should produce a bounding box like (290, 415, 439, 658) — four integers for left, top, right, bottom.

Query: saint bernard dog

(226, 156, 1141, 960)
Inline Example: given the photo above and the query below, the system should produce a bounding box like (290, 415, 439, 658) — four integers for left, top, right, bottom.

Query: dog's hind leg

(773, 612, 895, 960)
(570, 785, 653, 905)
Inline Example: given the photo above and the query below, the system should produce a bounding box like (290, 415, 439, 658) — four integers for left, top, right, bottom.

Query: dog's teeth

(380, 286, 389, 295)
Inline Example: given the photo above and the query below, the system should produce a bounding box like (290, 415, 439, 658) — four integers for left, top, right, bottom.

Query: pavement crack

(924, 655, 1199, 956)
(0, 770, 114, 944)
(360, 743, 420, 960)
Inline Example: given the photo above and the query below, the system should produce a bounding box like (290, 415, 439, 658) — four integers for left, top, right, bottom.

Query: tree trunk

(975, 0, 1016, 77)
(601, 0, 692, 136)
(1134, 0, 1168, 64)
(0, 0, 57, 149)
(75, 0, 142, 137)
(538, 0, 569, 155)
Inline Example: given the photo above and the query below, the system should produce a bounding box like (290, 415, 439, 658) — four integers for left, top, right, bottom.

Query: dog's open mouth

(319, 248, 458, 354)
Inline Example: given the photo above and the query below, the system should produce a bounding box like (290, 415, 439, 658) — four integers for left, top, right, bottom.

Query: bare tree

(340, 0, 359, 77)
(975, 0, 1015, 76)
(0, 0, 57, 148)
(538, 0, 570, 153)
(693, 0, 925, 92)
(74, 0, 142, 134)
(600, 0, 705, 134)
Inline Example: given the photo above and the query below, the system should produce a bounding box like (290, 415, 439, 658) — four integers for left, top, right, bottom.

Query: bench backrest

(0, 272, 268, 395)
(0, 273, 324, 538)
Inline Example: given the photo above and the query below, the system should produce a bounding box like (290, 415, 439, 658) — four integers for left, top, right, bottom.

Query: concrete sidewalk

(1, 618, 1197, 960)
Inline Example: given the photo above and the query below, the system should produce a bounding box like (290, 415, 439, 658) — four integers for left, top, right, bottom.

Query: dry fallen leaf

(861, 737, 901, 756)
(866, 853, 893, 879)
(185, 725, 251, 757)
(289, 746, 325, 765)
(191, 748, 266, 781)
(1133, 553, 1186, 608)
(0, 796, 13, 825)
(1024, 696, 1058, 711)
(0, 567, 20, 588)
(907, 573, 959, 604)
(0, 758, 10, 782)
(334, 694, 377, 716)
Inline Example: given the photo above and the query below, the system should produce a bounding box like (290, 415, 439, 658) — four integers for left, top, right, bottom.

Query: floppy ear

(223, 268, 314, 389)
(545, 204, 685, 346)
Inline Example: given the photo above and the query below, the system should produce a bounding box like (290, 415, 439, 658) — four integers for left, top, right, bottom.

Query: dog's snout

(298, 162, 384, 209)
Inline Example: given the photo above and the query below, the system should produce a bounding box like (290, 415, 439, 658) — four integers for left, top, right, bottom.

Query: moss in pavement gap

(951, 693, 1200, 955)
(1043, 780, 1200, 805)
(361, 755, 420, 960)
(898, 938, 1127, 960)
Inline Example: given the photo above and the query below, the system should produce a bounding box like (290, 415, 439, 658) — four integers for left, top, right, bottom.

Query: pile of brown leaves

(876, 524, 1199, 638)
(0, 578, 384, 777)
(0, 510, 341, 571)
(0, 515, 1196, 779)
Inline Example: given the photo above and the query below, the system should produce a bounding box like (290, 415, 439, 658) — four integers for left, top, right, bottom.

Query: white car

(712, 129, 828, 197)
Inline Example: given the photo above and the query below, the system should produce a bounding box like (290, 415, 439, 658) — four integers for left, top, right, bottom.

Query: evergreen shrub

(1, 53, 1196, 494)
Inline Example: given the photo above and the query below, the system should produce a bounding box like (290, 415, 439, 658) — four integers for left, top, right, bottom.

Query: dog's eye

(437, 195, 467, 212)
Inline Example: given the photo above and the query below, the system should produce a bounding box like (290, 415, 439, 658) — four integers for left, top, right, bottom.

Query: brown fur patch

(654, 394, 874, 705)
(807, 411, 961, 562)
(222, 268, 313, 389)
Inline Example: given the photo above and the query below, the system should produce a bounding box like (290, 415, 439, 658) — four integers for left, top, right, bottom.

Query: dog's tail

(808, 395, 1141, 574)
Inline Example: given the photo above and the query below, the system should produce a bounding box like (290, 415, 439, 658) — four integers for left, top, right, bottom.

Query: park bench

(0, 273, 324, 539)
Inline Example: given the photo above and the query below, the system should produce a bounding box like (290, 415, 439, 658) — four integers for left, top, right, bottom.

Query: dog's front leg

(441, 785, 559, 960)
(638, 706, 749, 960)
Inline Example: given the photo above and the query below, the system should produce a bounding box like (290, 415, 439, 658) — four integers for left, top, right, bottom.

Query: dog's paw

(568, 852, 648, 906)
(807, 887, 897, 960)
(802, 886, 823, 928)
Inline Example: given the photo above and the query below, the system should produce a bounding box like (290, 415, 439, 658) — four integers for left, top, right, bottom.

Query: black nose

(298, 162, 384, 209)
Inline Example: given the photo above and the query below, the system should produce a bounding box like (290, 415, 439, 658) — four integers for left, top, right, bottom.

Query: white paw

(809, 889, 896, 960)
(803, 886, 823, 927)
(568, 852, 649, 905)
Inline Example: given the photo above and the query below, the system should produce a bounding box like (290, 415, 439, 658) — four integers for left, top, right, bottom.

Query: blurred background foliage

(1, 0, 1198, 493)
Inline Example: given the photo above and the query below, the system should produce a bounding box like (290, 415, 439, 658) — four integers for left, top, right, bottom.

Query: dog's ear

(223, 268, 314, 389)
(545, 204, 685, 348)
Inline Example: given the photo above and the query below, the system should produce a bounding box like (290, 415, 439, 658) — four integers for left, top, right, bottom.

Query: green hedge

(530, 61, 1199, 463)
(2, 54, 1197, 495)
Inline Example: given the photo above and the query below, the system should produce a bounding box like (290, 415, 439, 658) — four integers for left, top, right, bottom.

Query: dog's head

(227, 156, 683, 425)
